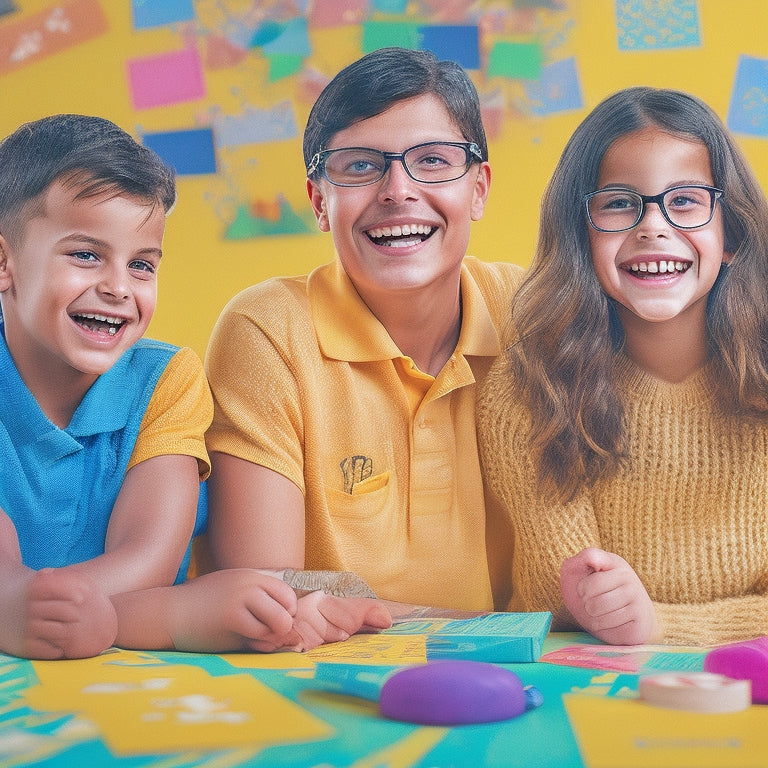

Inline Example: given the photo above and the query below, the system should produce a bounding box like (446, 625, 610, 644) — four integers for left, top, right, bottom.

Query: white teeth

(367, 224, 434, 239)
(78, 312, 124, 324)
(628, 261, 689, 274)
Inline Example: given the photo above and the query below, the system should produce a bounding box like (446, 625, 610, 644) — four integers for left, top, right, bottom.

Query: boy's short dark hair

(0, 114, 176, 245)
(303, 47, 488, 174)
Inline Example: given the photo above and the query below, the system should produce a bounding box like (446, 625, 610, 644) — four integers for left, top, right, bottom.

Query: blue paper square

(132, 0, 195, 29)
(727, 55, 768, 137)
(143, 128, 217, 176)
(524, 57, 582, 116)
(418, 25, 480, 70)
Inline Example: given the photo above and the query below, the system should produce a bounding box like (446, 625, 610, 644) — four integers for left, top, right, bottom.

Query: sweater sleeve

(654, 594, 768, 646)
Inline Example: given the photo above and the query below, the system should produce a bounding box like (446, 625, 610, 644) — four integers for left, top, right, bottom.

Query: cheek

(588, 236, 623, 294)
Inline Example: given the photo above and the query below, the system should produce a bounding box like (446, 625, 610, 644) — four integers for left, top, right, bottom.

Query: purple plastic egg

(379, 660, 526, 725)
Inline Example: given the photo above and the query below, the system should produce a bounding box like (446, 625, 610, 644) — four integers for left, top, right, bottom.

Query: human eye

(408, 144, 461, 173)
(71, 249, 98, 262)
(326, 149, 383, 183)
(665, 186, 709, 211)
(598, 191, 640, 212)
(128, 258, 158, 278)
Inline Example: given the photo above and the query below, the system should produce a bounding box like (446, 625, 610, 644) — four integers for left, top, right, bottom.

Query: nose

(376, 157, 419, 203)
(98, 265, 130, 301)
(635, 201, 670, 238)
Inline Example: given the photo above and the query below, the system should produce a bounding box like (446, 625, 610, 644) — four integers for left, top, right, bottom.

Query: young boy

(203, 48, 524, 611)
(0, 114, 390, 658)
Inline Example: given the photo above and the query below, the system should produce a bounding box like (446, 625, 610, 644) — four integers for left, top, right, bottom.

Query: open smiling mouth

(624, 260, 691, 276)
(70, 313, 126, 336)
(366, 224, 436, 248)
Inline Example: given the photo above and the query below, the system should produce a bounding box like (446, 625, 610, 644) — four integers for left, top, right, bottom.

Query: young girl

(478, 86, 768, 646)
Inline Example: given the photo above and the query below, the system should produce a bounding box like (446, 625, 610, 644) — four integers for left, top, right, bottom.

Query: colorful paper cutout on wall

(142, 127, 217, 175)
(131, 0, 195, 30)
(126, 46, 205, 109)
(260, 17, 311, 56)
(0, 0, 108, 75)
(417, 25, 480, 69)
(224, 197, 316, 239)
(308, 0, 368, 28)
(615, 0, 701, 51)
(372, 0, 409, 12)
(213, 102, 298, 147)
(268, 53, 304, 81)
(524, 56, 582, 115)
(0, 1, 17, 19)
(488, 40, 543, 79)
(727, 55, 768, 137)
(362, 21, 420, 52)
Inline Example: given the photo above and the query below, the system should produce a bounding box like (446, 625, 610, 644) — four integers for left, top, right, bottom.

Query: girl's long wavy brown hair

(509, 86, 768, 501)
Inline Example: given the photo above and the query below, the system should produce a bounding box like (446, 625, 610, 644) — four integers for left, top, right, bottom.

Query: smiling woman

(477, 86, 768, 648)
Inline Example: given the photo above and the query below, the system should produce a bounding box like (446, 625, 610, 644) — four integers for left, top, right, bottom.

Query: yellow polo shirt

(205, 256, 523, 609)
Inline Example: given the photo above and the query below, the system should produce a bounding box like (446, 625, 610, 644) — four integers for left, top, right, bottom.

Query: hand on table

(7, 567, 117, 660)
(291, 591, 393, 651)
(560, 547, 661, 645)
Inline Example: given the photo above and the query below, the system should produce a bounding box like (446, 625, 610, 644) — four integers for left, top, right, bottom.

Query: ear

(307, 178, 330, 232)
(0, 234, 12, 292)
(470, 162, 491, 222)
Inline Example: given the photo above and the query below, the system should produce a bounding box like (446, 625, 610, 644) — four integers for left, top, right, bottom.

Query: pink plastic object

(703, 636, 768, 704)
(379, 660, 526, 726)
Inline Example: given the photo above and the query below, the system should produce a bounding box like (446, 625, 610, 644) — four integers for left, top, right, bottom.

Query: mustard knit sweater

(478, 351, 768, 646)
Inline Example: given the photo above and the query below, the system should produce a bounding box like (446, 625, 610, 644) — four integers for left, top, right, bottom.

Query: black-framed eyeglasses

(307, 141, 483, 187)
(585, 185, 724, 232)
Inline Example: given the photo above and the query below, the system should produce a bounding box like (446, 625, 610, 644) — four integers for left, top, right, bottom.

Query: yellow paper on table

(564, 694, 768, 768)
(220, 633, 426, 671)
(26, 653, 332, 755)
(305, 633, 428, 665)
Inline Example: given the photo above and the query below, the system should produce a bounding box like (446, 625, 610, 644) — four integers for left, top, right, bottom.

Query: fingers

(315, 596, 393, 634)
(239, 588, 296, 639)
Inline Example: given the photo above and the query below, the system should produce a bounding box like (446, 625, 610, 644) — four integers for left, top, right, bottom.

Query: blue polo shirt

(0, 324, 206, 582)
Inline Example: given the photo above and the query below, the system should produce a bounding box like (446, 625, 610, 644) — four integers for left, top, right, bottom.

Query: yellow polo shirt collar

(308, 258, 503, 367)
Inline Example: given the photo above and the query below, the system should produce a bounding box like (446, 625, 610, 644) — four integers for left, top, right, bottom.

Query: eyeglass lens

(322, 143, 473, 186)
(587, 186, 718, 231)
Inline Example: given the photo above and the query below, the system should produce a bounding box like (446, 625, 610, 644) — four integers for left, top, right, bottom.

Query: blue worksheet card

(727, 55, 768, 137)
(615, 0, 701, 51)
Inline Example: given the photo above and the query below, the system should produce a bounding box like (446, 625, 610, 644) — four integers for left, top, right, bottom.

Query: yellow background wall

(2, 1, 767, 358)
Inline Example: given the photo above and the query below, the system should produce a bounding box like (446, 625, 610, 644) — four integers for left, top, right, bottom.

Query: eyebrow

(59, 233, 163, 260)
(598, 179, 714, 191)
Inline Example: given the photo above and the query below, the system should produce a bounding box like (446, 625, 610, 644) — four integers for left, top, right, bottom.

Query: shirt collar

(309, 258, 502, 363)
(0, 322, 136, 448)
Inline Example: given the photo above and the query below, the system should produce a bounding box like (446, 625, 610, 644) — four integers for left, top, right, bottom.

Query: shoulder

(120, 341, 206, 394)
(462, 257, 524, 342)
(477, 350, 529, 444)
(218, 275, 311, 319)
(462, 256, 525, 295)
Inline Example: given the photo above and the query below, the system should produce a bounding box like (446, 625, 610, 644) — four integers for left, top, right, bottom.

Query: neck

(5, 334, 93, 428)
(618, 305, 709, 383)
(363, 285, 462, 377)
